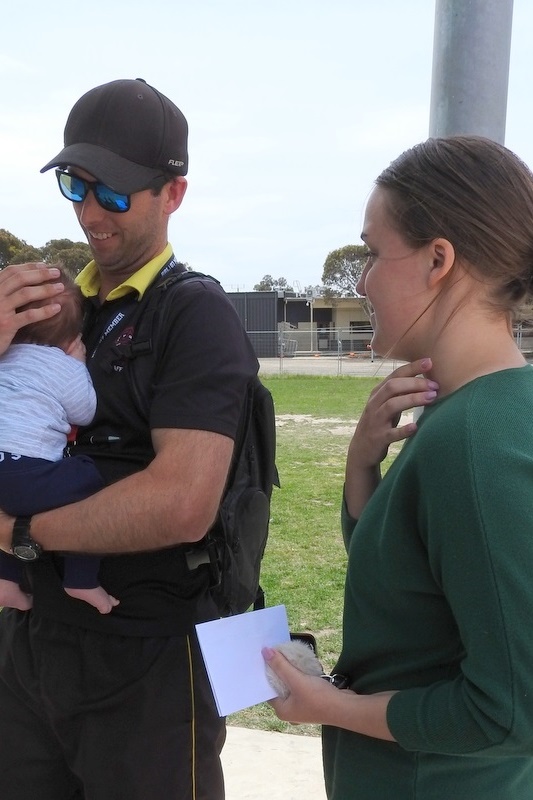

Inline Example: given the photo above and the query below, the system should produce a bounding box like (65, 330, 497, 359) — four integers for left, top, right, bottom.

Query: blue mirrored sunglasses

(55, 170, 168, 213)
(55, 170, 131, 213)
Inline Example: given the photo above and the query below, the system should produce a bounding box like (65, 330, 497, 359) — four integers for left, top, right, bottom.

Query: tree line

(253, 244, 368, 297)
(1, 229, 368, 296)
(0, 229, 91, 278)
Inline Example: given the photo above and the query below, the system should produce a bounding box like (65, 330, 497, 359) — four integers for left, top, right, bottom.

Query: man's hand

(0, 263, 64, 355)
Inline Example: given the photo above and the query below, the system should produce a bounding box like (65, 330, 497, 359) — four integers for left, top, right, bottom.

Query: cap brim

(40, 143, 163, 194)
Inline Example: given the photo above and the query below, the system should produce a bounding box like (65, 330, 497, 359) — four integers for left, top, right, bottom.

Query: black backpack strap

(120, 269, 220, 418)
(123, 269, 219, 359)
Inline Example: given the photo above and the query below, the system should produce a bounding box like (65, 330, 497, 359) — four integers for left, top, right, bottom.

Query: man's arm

(0, 427, 234, 554)
(0, 263, 64, 354)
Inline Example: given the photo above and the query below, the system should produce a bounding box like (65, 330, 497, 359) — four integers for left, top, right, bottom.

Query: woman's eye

(363, 249, 376, 265)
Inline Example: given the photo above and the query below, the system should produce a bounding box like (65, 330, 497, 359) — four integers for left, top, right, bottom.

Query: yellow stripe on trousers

(186, 635, 196, 800)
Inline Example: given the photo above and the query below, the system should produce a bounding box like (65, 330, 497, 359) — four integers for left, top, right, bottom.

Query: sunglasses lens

(58, 172, 86, 202)
(56, 170, 130, 212)
(95, 185, 130, 213)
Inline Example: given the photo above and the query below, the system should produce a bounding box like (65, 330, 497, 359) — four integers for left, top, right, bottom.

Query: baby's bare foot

(0, 578, 33, 611)
(65, 585, 120, 614)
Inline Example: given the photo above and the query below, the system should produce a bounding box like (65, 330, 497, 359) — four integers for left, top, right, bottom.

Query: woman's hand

(262, 647, 339, 725)
(0, 263, 64, 355)
(262, 647, 396, 741)
(345, 358, 439, 518)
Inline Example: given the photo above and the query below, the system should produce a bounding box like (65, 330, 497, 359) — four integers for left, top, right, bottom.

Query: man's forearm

(0, 428, 233, 556)
(2, 471, 212, 555)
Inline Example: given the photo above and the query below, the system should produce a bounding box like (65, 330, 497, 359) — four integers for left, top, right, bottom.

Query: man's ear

(164, 177, 188, 214)
(427, 238, 456, 289)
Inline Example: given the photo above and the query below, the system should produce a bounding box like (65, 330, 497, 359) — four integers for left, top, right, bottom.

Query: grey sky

(1, 1, 530, 291)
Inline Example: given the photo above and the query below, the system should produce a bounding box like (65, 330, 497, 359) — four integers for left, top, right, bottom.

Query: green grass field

(0, 373, 390, 737)
(228, 374, 387, 735)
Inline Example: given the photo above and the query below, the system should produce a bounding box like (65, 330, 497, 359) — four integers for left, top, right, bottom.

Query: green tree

(322, 244, 368, 297)
(0, 230, 92, 277)
(41, 239, 78, 261)
(253, 275, 294, 292)
(41, 239, 92, 277)
(254, 275, 274, 291)
(0, 229, 27, 268)
(10, 245, 43, 264)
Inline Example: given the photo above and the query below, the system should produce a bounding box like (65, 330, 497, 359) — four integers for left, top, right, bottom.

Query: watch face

(13, 544, 40, 561)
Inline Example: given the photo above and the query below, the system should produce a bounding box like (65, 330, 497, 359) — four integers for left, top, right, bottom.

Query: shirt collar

(76, 243, 174, 301)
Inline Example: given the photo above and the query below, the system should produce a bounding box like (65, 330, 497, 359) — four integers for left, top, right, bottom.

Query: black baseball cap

(41, 78, 188, 194)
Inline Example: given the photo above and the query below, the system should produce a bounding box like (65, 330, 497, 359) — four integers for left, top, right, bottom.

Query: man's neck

(77, 245, 176, 304)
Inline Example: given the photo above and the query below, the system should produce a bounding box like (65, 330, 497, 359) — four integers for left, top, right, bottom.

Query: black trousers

(0, 610, 226, 800)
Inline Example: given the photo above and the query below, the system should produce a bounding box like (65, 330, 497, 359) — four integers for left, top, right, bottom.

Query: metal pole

(429, 0, 514, 142)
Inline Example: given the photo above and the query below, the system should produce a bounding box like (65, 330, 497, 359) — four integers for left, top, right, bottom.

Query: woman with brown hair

(264, 136, 533, 799)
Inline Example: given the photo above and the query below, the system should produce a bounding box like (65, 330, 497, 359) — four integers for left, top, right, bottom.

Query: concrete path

(222, 726, 327, 799)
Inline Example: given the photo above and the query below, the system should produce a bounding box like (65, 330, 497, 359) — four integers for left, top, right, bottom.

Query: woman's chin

(372, 340, 408, 362)
(369, 336, 388, 359)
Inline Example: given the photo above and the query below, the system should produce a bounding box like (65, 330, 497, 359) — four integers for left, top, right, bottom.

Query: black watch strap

(12, 516, 42, 562)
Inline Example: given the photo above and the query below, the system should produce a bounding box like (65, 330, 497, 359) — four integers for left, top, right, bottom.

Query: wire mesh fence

(249, 324, 533, 377)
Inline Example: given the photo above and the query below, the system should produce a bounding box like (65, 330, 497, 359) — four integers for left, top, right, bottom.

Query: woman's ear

(427, 238, 456, 289)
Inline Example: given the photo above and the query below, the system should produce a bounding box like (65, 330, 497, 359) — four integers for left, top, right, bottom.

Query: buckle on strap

(321, 673, 351, 690)
(185, 539, 221, 587)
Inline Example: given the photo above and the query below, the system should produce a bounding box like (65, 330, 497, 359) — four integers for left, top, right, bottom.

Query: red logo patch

(114, 326, 134, 347)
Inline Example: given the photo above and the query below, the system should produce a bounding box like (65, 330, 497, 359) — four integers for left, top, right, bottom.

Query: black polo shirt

(29, 263, 259, 636)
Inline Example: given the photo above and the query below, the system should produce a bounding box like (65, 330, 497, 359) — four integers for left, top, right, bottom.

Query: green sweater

(323, 366, 533, 799)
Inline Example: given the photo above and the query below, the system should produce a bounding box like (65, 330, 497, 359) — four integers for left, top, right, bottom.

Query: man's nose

(76, 189, 105, 226)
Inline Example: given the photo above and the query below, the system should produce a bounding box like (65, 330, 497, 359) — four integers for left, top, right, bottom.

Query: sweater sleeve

(60, 357, 97, 426)
(387, 384, 533, 756)
(341, 487, 358, 552)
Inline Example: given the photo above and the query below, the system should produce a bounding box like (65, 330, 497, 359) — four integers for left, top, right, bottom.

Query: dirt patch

(276, 414, 356, 436)
(276, 413, 413, 437)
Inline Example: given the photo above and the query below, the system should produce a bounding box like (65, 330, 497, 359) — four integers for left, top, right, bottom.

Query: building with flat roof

(227, 290, 371, 357)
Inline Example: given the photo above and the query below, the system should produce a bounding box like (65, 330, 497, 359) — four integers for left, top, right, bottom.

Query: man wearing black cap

(0, 79, 259, 799)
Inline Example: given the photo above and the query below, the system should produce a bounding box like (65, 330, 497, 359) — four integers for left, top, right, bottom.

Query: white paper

(196, 605, 291, 716)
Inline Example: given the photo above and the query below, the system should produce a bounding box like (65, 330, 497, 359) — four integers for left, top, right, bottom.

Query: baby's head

(13, 265, 83, 352)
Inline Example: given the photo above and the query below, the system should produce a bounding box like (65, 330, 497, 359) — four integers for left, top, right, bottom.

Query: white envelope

(196, 605, 291, 716)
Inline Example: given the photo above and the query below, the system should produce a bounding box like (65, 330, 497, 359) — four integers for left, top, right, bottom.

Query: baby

(0, 265, 118, 614)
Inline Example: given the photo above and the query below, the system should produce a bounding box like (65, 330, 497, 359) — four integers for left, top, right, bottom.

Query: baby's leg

(0, 578, 33, 611)
(63, 555, 119, 614)
(65, 586, 120, 614)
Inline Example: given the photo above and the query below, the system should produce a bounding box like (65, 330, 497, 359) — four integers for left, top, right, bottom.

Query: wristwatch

(11, 516, 43, 561)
